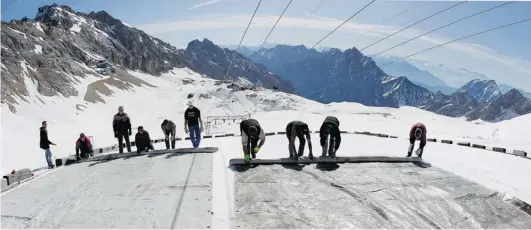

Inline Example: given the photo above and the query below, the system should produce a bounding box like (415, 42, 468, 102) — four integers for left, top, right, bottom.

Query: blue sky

(2, 0, 531, 89)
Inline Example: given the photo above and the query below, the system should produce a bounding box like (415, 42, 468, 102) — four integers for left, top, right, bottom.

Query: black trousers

(165, 137, 176, 149)
(77, 147, 93, 159)
(320, 132, 336, 157)
(164, 129, 176, 149)
(286, 124, 305, 158)
(408, 137, 426, 157)
(117, 132, 131, 153)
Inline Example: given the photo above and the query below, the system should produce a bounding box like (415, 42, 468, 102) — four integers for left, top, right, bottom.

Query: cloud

(188, 0, 222, 10)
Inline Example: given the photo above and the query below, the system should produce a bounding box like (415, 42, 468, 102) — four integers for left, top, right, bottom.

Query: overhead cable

(311, 0, 376, 49)
(311, 0, 325, 14)
(370, 1, 515, 58)
(258, 0, 293, 51)
(225, 0, 262, 80)
(359, 0, 468, 52)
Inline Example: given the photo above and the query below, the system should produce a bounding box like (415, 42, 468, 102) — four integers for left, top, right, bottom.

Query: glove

(128, 130, 132, 136)
(253, 147, 260, 153)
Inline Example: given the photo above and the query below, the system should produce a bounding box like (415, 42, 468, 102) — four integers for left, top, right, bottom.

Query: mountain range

(242, 45, 531, 121)
(1, 4, 530, 122)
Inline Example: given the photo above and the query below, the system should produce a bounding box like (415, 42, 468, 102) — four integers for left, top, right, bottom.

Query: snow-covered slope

(0, 66, 313, 174)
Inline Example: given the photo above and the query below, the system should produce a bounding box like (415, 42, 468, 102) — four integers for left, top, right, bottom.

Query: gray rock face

(421, 92, 484, 118)
(1, 4, 291, 112)
(456, 79, 502, 103)
(468, 89, 531, 121)
(421, 89, 531, 122)
(381, 76, 435, 107)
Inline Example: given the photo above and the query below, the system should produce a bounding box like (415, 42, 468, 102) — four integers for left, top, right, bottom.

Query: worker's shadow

(412, 161, 432, 168)
(315, 163, 340, 171)
(88, 158, 117, 167)
(281, 163, 307, 171)
(229, 164, 258, 172)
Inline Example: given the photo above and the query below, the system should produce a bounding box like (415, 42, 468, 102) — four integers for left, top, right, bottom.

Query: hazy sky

(2, 0, 531, 90)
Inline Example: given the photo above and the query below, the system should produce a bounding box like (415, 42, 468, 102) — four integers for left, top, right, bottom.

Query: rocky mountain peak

(34, 4, 78, 30)
(503, 88, 524, 99)
(187, 38, 217, 51)
(457, 78, 502, 103)
(87, 10, 124, 27)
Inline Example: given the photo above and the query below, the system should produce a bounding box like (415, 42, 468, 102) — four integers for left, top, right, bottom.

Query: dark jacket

(409, 123, 427, 141)
(240, 119, 261, 138)
(320, 116, 341, 149)
(135, 131, 153, 152)
(286, 121, 313, 156)
(39, 127, 52, 149)
(287, 121, 310, 138)
(323, 116, 340, 127)
(113, 112, 132, 134)
(161, 120, 176, 136)
(76, 137, 93, 156)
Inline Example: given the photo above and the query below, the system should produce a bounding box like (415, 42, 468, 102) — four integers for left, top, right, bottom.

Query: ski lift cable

(380, 1, 421, 26)
(310, 0, 377, 49)
(258, 0, 294, 51)
(311, 0, 326, 15)
(370, 1, 515, 58)
(224, 0, 263, 81)
(359, 0, 468, 52)
(302, 17, 531, 98)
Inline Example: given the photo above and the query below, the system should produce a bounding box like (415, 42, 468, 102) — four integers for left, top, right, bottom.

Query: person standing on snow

(75, 133, 94, 160)
(112, 106, 132, 153)
(135, 126, 154, 153)
(184, 101, 203, 148)
(319, 116, 341, 158)
(40, 121, 56, 169)
(286, 121, 313, 160)
(408, 122, 427, 158)
(161, 119, 176, 149)
(240, 118, 266, 162)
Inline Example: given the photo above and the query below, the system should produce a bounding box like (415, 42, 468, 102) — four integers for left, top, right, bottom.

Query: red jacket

(76, 137, 93, 149)
(409, 123, 427, 140)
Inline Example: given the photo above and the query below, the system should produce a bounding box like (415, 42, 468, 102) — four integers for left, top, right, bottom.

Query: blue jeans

(188, 124, 201, 148)
(44, 148, 53, 167)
